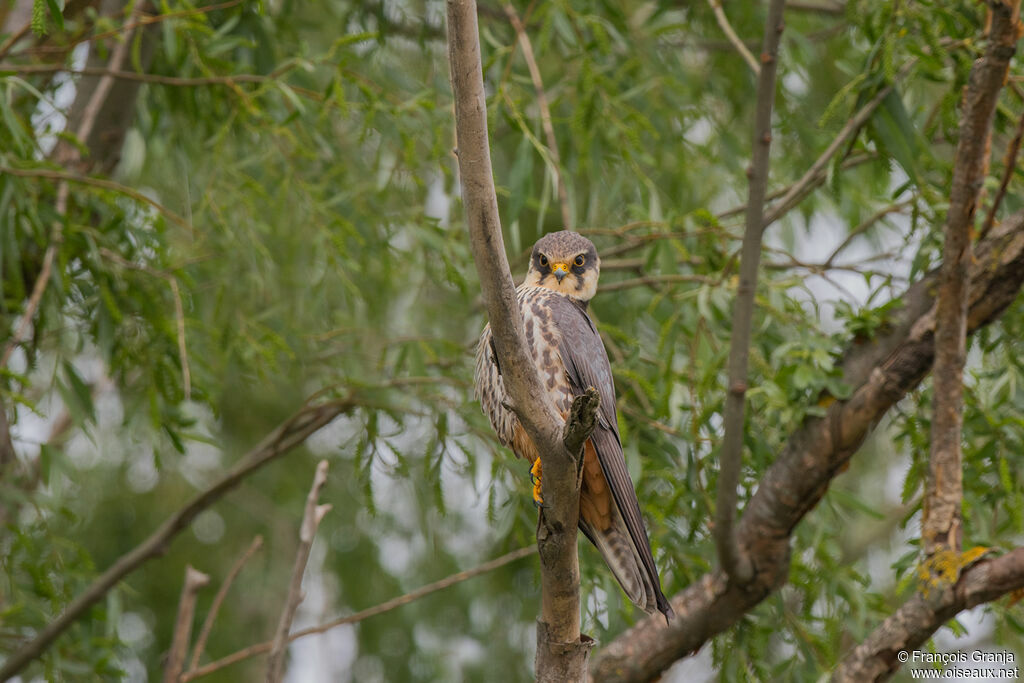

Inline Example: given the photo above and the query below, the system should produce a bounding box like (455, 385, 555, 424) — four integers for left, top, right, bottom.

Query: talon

(530, 459, 544, 507)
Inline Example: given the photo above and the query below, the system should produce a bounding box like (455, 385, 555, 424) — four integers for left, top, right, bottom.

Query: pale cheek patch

(524, 267, 598, 301)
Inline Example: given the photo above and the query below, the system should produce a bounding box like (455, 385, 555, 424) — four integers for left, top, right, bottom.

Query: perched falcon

(474, 230, 673, 619)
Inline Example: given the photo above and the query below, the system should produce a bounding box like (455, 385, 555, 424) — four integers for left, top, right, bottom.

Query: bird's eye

(574, 255, 585, 267)
(539, 254, 548, 267)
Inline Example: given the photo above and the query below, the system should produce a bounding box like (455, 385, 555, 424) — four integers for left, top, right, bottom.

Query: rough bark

(923, 0, 1020, 558)
(832, 548, 1024, 682)
(590, 211, 1024, 682)
(52, 0, 159, 176)
(445, 1, 591, 678)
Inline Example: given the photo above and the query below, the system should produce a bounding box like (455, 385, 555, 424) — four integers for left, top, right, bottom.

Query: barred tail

(581, 509, 660, 615)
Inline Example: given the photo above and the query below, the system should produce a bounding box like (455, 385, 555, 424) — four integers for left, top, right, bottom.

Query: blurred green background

(1, 0, 1023, 680)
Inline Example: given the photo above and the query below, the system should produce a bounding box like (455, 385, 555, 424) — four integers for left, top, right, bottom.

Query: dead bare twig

(180, 546, 536, 681)
(0, 399, 352, 680)
(163, 567, 210, 683)
(266, 461, 331, 683)
(187, 536, 264, 672)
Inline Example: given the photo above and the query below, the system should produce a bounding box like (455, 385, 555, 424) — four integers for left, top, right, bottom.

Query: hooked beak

(551, 262, 569, 282)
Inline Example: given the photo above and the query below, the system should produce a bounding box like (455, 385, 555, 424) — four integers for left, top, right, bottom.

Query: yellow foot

(530, 459, 544, 507)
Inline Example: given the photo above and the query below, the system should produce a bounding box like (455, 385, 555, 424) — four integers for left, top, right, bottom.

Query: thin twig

(714, 0, 786, 586)
(10, 0, 243, 57)
(717, 152, 877, 220)
(187, 536, 264, 672)
(823, 200, 914, 268)
(785, 0, 844, 12)
(707, 0, 761, 76)
(168, 278, 191, 401)
(620, 404, 687, 438)
(980, 105, 1024, 239)
(0, 21, 31, 61)
(0, 399, 352, 680)
(579, 220, 667, 237)
(0, 165, 192, 232)
(601, 273, 720, 292)
(504, 5, 571, 228)
(762, 68, 913, 229)
(601, 256, 702, 271)
(180, 546, 537, 681)
(599, 229, 722, 259)
(265, 460, 331, 683)
(0, 182, 66, 370)
(0, 63, 311, 91)
(98, 248, 191, 400)
(0, 1, 140, 369)
(163, 566, 211, 683)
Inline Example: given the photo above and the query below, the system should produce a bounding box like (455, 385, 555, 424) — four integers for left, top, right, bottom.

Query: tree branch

(707, 0, 761, 76)
(923, 0, 1019, 561)
(823, 200, 914, 269)
(717, 152, 877, 222)
(981, 105, 1024, 239)
(163, 566, 210, 683)
(188, 536, 264, 672)
(762, 76, 905, 228)
(0, 165, 192, 232)
(445, 1, 591, 678)
(832, 547, 1024, 682)
(590, 210, 1024, 681)
(266, 460, 331, 683)
(601, 273, 720, 292)
(180, 546, 536, 681)
(0, 1, 143, 371)
(715, 0, 786, 586)
(9, 0, 241, 58)
(0, 399, 352, 680)
(504, 4, 571, 229)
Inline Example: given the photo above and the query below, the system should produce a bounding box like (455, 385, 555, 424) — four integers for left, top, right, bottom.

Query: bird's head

(524, 230, 601, 302)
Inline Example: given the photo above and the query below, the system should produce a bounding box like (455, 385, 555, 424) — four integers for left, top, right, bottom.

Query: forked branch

(266, 461, 332, 683)
(445, 0, 591, 678)
(0, 399, 352, 680)
(163, 567, 210, 683)
(591, 212, 1024, 681)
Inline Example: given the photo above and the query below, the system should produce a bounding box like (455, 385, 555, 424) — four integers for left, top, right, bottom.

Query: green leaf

(59, 361, 94, 425)
(506, 134, 534, 224)
(45, 0, 63, 32)
(867, 88, 924, 188)
(901, 457, 922, 504)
